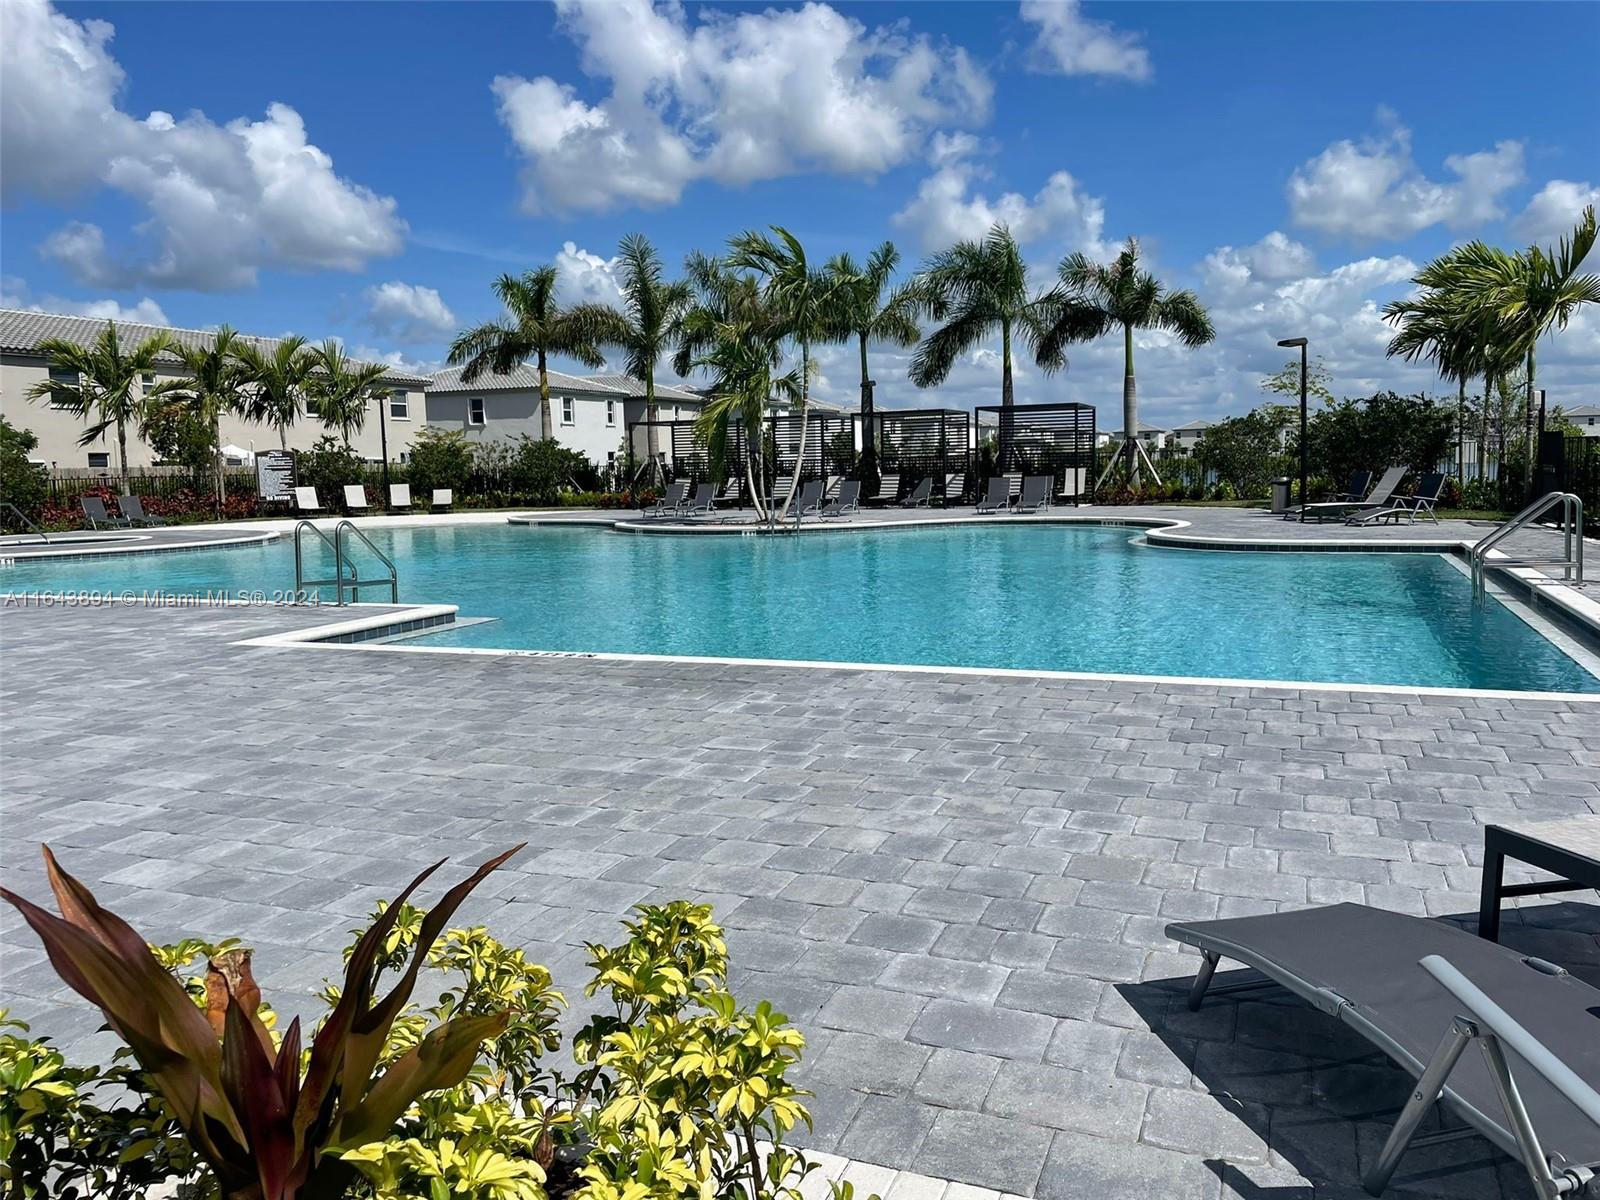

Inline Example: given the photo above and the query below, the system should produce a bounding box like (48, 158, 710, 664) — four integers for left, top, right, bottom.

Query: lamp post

(1277, 337, 1308, 521)
(376, 388, 392, 498)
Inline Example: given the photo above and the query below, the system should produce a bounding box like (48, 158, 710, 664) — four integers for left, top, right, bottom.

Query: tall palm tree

(727, 226, 845, 514)
(908, 224, 1060, 408)
(587, 234, 694, 469)
(448, 267, 609, 441)
(1473, 205, 1599, 478)
(1036, 237, 1215, 485)
(1383, 292, 1478, 482)
(307, 340, 389, 447)
(25, 322, 183, 493)
(233, 335, 313, 451)
(169, 327, 251, 508)
(824, 242, 920, 494)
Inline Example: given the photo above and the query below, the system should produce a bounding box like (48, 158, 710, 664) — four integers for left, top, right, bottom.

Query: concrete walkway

(2, 599, 1596, 1199)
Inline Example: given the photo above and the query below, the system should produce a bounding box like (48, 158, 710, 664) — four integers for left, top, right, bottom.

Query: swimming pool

(4, 522, 1596, 693)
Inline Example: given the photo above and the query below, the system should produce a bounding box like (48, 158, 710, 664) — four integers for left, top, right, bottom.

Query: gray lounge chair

(1334, 469, 1374, 502)
(1349, 471, 1445, 526)
(1168, 903, 1600, 1198)
(1014, 475, 1053, 513)
(821, 479, 861, 518)
(118, 495, 168, 526)
(644, 480, 689, 518)
(791, 479, 826, 517)
(81, 496, 130, 530)
(976, 477, 1010, 514)
(899, 478, 932, 508)
(1298, 466, 1406, 523)
(686, 482, 717, 516)
(874, 474, 900, 505)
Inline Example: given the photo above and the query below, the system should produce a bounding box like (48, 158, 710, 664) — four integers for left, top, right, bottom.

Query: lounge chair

(1168, 903, 1600, 1198)
(1348, 472, 1445, 526)
(873, 474, 900, 505)
(899, 478, 933, 508)
(1298, 466, 1406, 523)
(388, 483, 412, 512)
(821, 479, 861, 518)
(343, 485, 370, 513)
(686, 482, 717, 516)
(1333, 469, 1374, 503)
(644, 480, 689, 518)
(942, 472, 966, 505)
(975, 477, 1011, 514)
(117, 495, 168, 527)
(431, 489, 453, 512)
(1014, 475, 1053, 513)
(81, 496, 130, 530)
(294, 486, 322, 512)
(791, 479, 826, 518)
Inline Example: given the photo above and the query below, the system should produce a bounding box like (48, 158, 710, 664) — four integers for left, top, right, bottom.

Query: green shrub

(408, 428, 475, 500)
(0, 417, 48, 527)
(298, 435, 368, 508)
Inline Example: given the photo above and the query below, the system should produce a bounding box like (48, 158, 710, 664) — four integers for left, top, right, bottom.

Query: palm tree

(1383, 292, 1478, 482)
(1036, 237, 1215, 485)
(909, 224, 1061, 408)
(234, 335, 313, 450)
(824, 242, 920, 494)
(727, 227, 845, 514)
(587, 234, 694, 470)
(25, 322, 183, 493)
(448, 267, 609, 441)
(1472, 205, 1599, 480)
(168, 327, 251, 508)
(307, 340, 389, 447)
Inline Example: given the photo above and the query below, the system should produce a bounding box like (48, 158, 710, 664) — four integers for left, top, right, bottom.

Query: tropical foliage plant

(308, 340, 390, 448)
(406, 427, 476, 499)
(235, 336, 315, 451)
(165, 326, 252, 508)
(0, 417, 48, 527)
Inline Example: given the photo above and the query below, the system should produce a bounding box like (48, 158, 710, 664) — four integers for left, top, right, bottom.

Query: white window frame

(389, 389, 409, 420)
(47, 366, 79, 407)
(605, 398, 616, 426)
(86, 452, 110, 469)
(561, 396, 576, 426)
(468, 397, 486, 427)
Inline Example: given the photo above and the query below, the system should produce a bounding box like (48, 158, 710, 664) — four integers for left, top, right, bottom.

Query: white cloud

(553, 242, 626, 308)
(1019, 0, 1151, 82)
(1202, 232, 1318, 292)
(348, 345, 441, 377)
(362, 282, 457, 344)
(892, 141, 1107, 255)
(2, 0, 405, 290)
(1513, 179, 1600, 247)
(493, 0, 991, 214)
(1287, 114, 1524, 241)
(0, 275, 169, 325)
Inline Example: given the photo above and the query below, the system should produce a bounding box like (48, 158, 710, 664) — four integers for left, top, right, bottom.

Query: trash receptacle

(1271, 477, 1292, 514)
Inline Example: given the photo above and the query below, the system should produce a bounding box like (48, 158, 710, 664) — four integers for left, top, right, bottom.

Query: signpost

(255, 450, 294, 502)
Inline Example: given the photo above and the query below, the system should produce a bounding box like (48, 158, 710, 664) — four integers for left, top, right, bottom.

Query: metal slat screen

(972, 403, 1096, 504)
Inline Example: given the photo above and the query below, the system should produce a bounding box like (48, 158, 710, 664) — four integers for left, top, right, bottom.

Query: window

(469, 397, 486, 426)
(140, 371, 156, 391)
(606, 399, 616, 426)
(87, 452, 110, 469)
(673, 404, 680, 419)
(47, 366, 79, 407)
(561, 396, 575, 426)
(389, 390, 409, 420)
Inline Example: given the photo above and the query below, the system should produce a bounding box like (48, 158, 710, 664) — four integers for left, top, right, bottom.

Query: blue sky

(3, 0, 1596, 428)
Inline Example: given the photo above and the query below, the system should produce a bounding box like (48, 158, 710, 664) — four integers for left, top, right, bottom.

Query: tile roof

(582, 373, 703, 402)
(0, 308, 430, 386)
(429, 364, 705, 401)
(1171, 418, 1214, 431)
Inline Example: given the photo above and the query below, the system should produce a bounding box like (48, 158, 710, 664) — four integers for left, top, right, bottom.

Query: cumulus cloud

(0, 275, 170, 325)
(2, 0, 405, 290)
(1513, 179, 1600, 247)
(893, 138, 1107, 255)
(493, 0, 991, 214)
(1202, 232, 1318, 293)
(553, 242, 626, 307)
(1287, 114, 1524, 241)
(1019, 0, 1152, 82)
(362, 282, 457, 344)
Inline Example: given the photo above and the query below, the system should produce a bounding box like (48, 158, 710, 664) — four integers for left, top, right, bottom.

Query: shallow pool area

(3, 521, 1597, 693)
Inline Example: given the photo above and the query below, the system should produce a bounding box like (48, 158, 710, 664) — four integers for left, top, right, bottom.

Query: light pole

(376, 389, 391, 498)
(1277, 336, 1308, 520)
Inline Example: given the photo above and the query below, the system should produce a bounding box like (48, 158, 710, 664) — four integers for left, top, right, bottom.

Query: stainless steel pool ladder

(1, 503, 51, 543)
(1470, 491, 1584, 601)
(293, 519, 398, 605)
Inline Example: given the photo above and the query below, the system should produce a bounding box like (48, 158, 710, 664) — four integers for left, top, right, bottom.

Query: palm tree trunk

(784, 340, 810, 519)
(1456, 375, 1466, 485)
(1000, 320, 1014, 407)
(279, 424, 288, 451)
(1122, 322, 1139, 487)
(117, 417, 130, 495)
(538, 350, 554, 441)
(857, 331, 878, 495)
(213, 411, 226, 511)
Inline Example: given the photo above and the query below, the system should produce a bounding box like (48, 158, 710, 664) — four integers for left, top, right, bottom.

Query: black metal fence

(866, 408, 970, 503)
(973, 403, 1096, 504)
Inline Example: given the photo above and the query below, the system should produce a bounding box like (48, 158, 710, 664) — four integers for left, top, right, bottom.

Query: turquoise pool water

(5, 523, 1597, 693)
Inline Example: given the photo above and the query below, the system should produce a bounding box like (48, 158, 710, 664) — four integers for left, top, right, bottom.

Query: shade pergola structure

(972, 402, 1097, 505)
(766, 411, 855, 490)
(863, 408, 971, 504)
(626, 418, 750, 502)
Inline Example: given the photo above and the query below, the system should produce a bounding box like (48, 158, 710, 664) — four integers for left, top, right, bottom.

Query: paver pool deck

(1, 505, 1597, 1200)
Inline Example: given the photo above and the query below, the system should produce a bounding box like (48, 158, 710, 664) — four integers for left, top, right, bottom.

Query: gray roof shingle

(0, 308, 431, 386)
